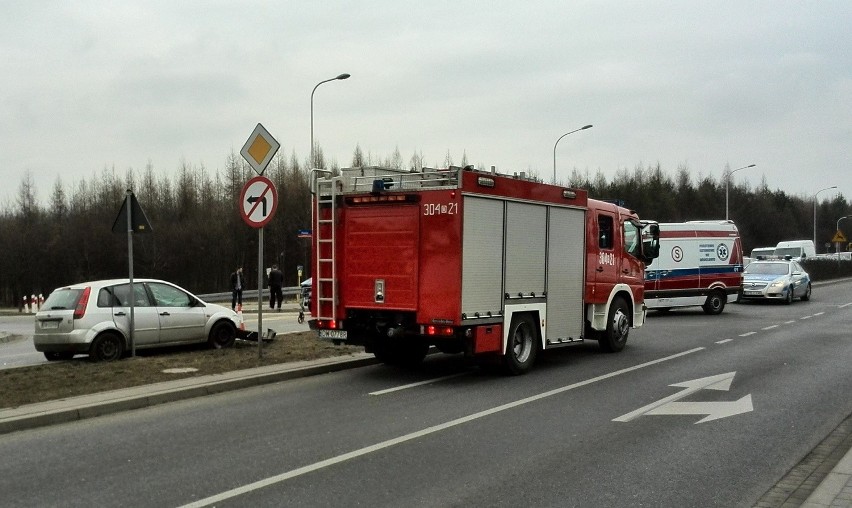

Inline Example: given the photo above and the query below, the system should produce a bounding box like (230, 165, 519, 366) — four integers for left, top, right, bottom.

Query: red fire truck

(309, 166, 660, 374)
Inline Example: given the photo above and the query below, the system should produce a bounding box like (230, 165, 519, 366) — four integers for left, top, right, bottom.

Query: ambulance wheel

(503, 314, 537, 375)
(598, 297, 629, 353)
(702, 290, 726, 315)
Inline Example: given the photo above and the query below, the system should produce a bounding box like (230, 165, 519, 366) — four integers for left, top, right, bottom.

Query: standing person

(230, 267, 244, 310)
(268, 264, 284, 311)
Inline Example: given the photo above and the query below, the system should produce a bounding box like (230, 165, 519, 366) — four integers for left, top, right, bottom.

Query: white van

(750, 247, 776, 260)
(645, 221, 743, 314)
(774, 240, 816, 262)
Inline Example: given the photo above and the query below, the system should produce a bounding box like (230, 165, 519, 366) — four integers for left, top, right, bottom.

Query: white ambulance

(644, 221, 744, 314)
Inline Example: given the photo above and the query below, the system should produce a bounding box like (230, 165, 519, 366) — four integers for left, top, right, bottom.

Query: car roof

(56, 279, 170, 290)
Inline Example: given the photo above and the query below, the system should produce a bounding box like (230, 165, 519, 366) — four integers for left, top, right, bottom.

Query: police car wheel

(784, 287, 793, 305)
(801, 284, 811, 301)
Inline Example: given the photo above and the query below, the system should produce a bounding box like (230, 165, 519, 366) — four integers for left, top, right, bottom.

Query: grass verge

(0, 332, 363, 409)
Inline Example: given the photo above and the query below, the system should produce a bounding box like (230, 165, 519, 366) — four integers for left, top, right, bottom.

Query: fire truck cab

(309, 166, 659, 374)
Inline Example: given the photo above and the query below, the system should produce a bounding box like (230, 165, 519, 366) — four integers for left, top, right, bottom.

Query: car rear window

(42, 288, 84, 310)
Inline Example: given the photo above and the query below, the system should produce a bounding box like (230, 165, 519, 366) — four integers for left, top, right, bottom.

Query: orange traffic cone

(236, 304, 245, 332)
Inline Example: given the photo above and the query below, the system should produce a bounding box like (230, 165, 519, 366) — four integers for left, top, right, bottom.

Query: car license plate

(744, 290, 761, 296)
(40, 320, 60, 329)
(319, 330, 347, 340)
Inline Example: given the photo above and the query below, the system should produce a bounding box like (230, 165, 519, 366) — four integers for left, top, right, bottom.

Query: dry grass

(0, 332, 363, 409)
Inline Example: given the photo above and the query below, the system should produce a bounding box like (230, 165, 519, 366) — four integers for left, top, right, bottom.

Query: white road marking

(369, 373, 469, 395)
(762, 325, 779, 331)
(715, 339, 733, 344)
(840, 303, 852, 309)
(813, 312, 825, 317)
(739, 332, 757, 337)
(784, 320, 796, 324)
(177, 347, 705, 508)
(800, 315, 813, 320)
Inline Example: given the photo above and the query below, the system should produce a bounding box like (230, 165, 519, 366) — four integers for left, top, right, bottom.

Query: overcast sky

(2, 1, 850, 209)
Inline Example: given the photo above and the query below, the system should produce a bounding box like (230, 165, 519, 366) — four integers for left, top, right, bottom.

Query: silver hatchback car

(34, 279, 244, 362)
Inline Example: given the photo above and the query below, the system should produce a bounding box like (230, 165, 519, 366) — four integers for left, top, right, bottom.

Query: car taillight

(73, 287, 91, 319)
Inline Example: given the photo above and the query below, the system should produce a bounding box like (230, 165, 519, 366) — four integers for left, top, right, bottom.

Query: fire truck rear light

(477, 177, 495, 188)
(426, 325, 454, 336)
(563, 190, 577, 199)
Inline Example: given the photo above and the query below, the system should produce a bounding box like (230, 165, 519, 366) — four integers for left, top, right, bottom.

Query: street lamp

(310, 73, 350, 170)
(813, 185, 838, 250)
(552, 124, 592, 184)
(724, 164, 756, 221)
(836, 215, 852, 254)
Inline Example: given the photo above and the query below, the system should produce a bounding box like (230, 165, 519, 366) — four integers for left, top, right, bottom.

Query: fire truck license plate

(319, 330, 347, 340)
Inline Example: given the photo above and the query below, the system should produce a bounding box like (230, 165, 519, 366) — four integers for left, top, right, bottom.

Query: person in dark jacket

(268, 264, 284, 311)
(230, 267, 244, 310)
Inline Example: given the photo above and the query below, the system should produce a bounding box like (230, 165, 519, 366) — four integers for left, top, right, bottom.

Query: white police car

(740, 260, 811, 304)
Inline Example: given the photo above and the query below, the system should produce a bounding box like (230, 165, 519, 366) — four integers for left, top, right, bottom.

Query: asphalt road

(1, 280, 850, 507)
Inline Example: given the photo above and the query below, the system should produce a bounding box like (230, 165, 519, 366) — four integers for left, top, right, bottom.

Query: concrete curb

(0, 353, 378, 435)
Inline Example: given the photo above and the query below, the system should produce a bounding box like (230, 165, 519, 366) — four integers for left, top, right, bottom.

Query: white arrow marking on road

(644, 395, 753, 424)
(613, 372, 753, 424)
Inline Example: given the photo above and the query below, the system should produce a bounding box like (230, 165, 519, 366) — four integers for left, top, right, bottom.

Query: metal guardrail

(199, 286, 302, 303)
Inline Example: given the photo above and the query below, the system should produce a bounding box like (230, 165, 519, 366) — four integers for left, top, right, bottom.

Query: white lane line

(739, 332, 757, 337)
(762, 325, 779, 331)
(840, 303, 852, 309)
(813, 312, 825, 317)
(370, 373, 469, 395)
(178, 347, 706, 508)
(800, 315, 813, 320)
(715, 339, 733, 344)
(784, 320, 796, 324)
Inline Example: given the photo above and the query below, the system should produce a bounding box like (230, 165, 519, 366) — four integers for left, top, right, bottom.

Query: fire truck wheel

(702, 290, 726, 315)
(503, 314, 538, 375)
(598, 298, 629, 353)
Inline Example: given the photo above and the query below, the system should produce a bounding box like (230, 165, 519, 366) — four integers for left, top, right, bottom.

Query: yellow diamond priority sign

(832, 230, 847, 243)
(240, 123, 280, 175)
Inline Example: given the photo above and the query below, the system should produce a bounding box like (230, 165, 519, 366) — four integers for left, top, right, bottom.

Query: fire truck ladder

(314, 176, 339, 324)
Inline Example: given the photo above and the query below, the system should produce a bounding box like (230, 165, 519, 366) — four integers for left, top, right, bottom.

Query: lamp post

(837, 215, 852, 254)
(813, 185, 838, 250)
(724, 164, 756, 221)
(552, 124, 592, 184)
(310, 73, 350, 170)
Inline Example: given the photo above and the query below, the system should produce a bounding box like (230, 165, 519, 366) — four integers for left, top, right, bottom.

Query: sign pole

(258, 227, 264, 358)
(126, 190, 136, 357)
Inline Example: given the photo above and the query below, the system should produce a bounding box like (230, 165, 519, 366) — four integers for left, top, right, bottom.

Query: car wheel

(503, 314, 538, 375)
(599, 297, 629, 353)
(90, 332, 125, 362)
(44, 352, 75, 361)
(784, 287, 793, 305)
(702, 290, 726, 315)
(208, 321, 236, 349)
(801, 283, 811, 301)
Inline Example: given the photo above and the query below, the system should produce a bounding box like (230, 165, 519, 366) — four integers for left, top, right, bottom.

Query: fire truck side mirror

(641, 223, 661, 263)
